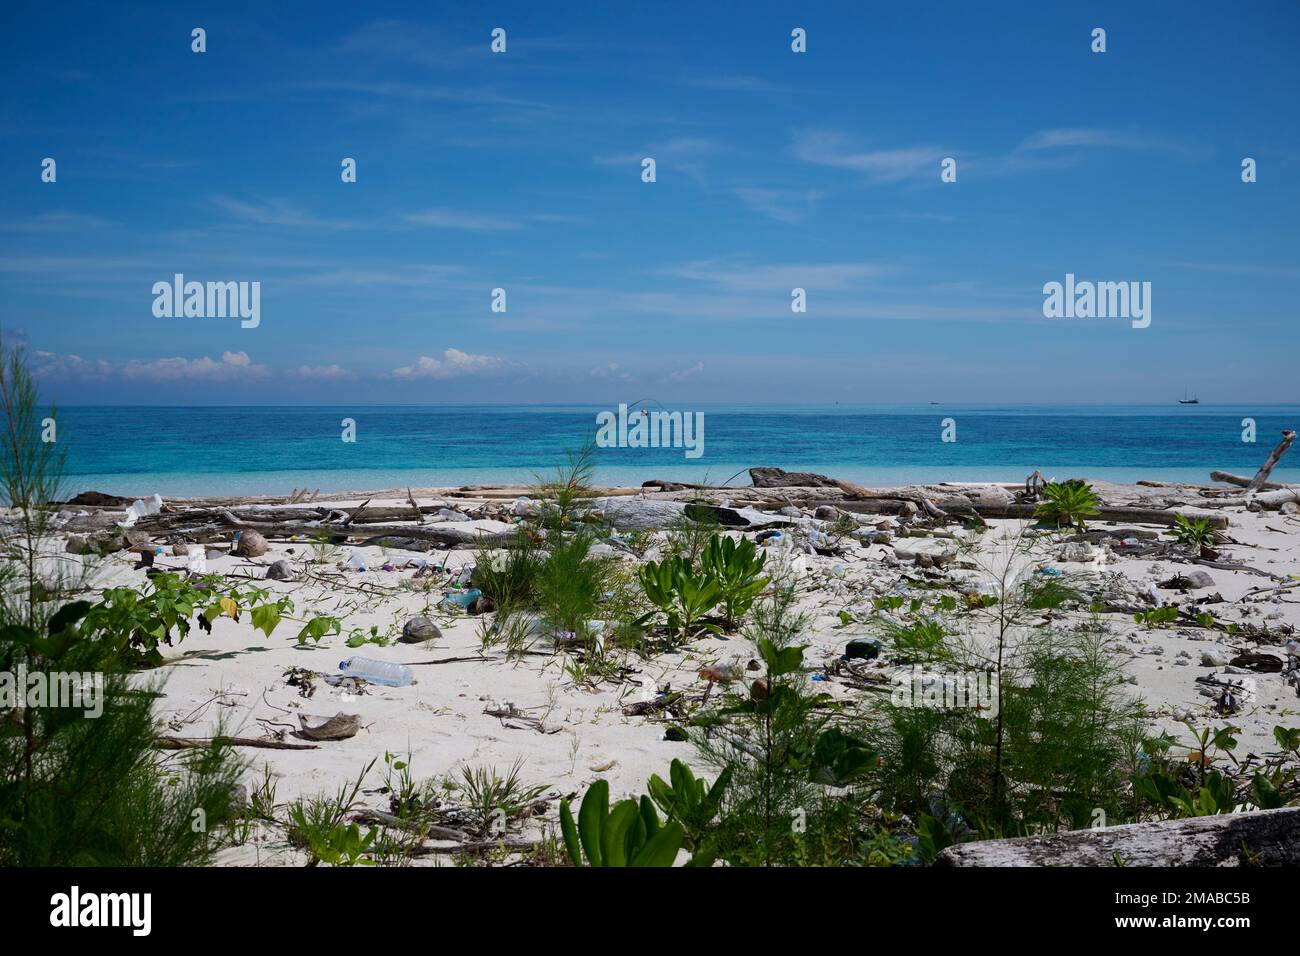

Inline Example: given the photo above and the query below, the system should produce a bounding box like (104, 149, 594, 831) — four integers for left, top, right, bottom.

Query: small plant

(285, 759, 376, 866)
(647, 759, 731, 855)
(879, 615, 951, 663)
(1034, 479, 1101, 531)
(559, 779, 685, 867)
(637, 555, 721, 643)
(1134, 606, 1179, 629)
(665, 506, 722, 565)
(472, 529, 543, 609)
(455, 759, 548, 836)
(307, 529, 343, 565)
(533, 443, 599, 531)
(701, 535, 769, 631)
(535, 530, 611, 640)
(1164, 513, 1218, 552)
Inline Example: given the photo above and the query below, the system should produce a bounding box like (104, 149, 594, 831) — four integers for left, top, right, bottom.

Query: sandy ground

(66, 484, 1300, 865)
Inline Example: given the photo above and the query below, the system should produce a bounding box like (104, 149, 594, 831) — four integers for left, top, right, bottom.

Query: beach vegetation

(665, 505, 722, 565)
(559, 778, 686, 867)
(689, 564, 879, 865)
(454, 759, 549, 837)
(637, 554, 722, 643)
(533, 442, 599, 532)
(1164, 513, 1219, 551)
(0, 339, 247, 866)
(701, 534, 769, 631)
(1034, 479, 1101, 531)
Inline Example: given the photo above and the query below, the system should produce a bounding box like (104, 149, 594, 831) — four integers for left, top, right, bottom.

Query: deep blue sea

(51, 404, 1300, 497)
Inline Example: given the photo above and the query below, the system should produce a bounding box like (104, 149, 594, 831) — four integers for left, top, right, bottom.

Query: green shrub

(1034, 479, 1101, 531)
(1164, 513, 1218, 551)
(559, 779, 686, 867)
(637, 555, 721, 642)
(701, 535, 768, 630)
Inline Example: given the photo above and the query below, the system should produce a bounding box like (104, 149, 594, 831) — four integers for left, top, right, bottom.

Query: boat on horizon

(1179, 390, 1199, 404)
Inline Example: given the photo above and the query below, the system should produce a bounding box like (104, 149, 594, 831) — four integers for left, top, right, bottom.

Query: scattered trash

(121, 494, 163, 527)
(843, 638, 881, 661)
(442, 587, 483, 611)
(345, 548, 367, 572)
(338, 657, 413, 687)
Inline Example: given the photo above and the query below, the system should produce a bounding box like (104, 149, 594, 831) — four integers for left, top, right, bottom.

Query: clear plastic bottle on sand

(338, 657, 412, 687)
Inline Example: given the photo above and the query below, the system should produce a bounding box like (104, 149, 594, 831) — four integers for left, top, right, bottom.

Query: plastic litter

(338, 657, 412, 687)
(345, 549, 367, 572)
(121, 494, 163, 527)
(442, 587, 483, 610)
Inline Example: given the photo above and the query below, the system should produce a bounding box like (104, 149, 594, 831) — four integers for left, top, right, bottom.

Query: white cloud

(666, 361, 704, 382)
(590, 362, 630, 381)
(668, 258, 890, 292)
(293, 364, 356, 381)
(121, 351, 269, 382)
(401, 208, 520, 232)
(391, 348, 504, 380)
(29, 350, 112, 382)
(732, 186, 822, 223)
(792, 130, 945, 183)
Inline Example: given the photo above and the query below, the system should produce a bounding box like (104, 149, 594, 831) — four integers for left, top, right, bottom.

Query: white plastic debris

(121, 494, 163, 526)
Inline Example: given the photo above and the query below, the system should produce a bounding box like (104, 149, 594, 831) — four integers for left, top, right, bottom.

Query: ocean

(51, 404, 1300, 497)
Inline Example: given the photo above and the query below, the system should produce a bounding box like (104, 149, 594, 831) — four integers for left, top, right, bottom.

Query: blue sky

(1, 0, 1298, 404)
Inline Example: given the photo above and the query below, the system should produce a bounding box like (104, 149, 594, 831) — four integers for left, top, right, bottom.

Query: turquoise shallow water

(51, 404, 1300, 497)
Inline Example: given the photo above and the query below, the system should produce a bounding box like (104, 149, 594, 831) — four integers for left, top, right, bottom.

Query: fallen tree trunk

(1196, 488, 1300, 512)
(937, 806, 1300, 866)
(216, 511, 517, 547)
(1246, 429, 1296, 492)
(813, 499, 1229, 528)
(155, 735, 319, 751)
(1209, 470, 1293, 491)
(591, 497, 794, 531)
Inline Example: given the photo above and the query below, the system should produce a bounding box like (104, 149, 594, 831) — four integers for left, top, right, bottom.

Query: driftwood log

(937, 806, 1300, 866)
(1209, 471, 1293, 491)
(154, 735, 319, 751)
(813, 499, 1229, 529)
(1246, 429, 1296, 492)
(215, 511, 517, 547)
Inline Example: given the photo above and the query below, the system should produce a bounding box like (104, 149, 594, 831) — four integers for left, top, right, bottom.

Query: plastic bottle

(442, 587, 482, 609)
(338, 657, 413, 687)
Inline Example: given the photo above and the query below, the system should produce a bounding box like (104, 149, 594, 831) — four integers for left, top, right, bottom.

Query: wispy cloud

(400, 208, 521, 232)
(679, 73, 785, 93)
(0, 211, 114, 233)
(792, 130, 946, 183)
(732, 186, 823, 223)
(667, 258, 891, 292)
(1017, 127, 1190, 154)
(590, 362, 631, 381)
(293, 364, 357, 381)
(666, 361, 704, 382)
(212, 197, 360, 231)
